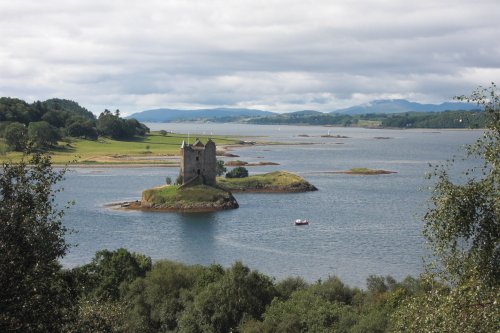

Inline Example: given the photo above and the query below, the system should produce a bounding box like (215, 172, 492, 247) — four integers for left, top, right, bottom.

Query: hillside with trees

(247, 110, 487, 128)
(0, 97, 149, 152)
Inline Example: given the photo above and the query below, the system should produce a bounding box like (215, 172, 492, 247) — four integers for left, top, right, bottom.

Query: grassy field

(356, 120, 382, 127)
(0, 132, 240, 165)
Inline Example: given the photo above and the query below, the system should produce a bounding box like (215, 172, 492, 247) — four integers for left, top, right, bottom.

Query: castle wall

(203, 140, 216, 186)
(180, 139, 217, 186)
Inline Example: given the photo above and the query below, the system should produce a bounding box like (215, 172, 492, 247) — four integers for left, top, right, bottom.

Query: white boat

(295, 219, 309, 226)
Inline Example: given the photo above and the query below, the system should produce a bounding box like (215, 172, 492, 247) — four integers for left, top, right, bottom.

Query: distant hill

(127, 99, 481, 123)
(331, 99, 479, 115)
(287, 110, 324, 116)
(127, 108, 275, 122)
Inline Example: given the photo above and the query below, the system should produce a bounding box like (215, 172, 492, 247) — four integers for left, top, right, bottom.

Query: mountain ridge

(331, 99, 479, 115)
(127, 100, 480, 122)
(127, 107, 274, 122)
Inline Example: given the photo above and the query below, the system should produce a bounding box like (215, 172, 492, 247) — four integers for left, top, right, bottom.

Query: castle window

(196, 156, 199, 161)
(197, 169, 201, 175)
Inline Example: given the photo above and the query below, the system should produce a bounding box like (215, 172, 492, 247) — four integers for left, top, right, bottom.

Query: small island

(130, 138, 239, 212)
(135, 184, 238, 212)
(119, 140, 317, 212)
(217, 171, 318, 192)
(332, 168, 397, 175)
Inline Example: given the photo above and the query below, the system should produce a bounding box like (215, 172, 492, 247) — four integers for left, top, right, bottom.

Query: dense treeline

(247, 109, 486, 128)
(3, 244, 497, 333)
(380, 110, 486, 128)
(0, 97, 149, 151)
(61, 248, 433, 333)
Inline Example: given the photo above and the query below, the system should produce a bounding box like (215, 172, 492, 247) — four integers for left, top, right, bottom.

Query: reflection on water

(58, 124, 481, 287)
(177, 212, 217, 261)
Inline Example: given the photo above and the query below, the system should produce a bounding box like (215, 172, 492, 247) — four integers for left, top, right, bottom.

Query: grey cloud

(0, 0, 499, 114)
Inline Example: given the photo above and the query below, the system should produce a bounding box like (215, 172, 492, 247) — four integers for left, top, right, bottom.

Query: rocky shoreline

(111, 196, 239, 212)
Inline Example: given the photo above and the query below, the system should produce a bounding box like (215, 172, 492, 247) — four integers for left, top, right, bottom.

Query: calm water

(58, 124, 480, 287)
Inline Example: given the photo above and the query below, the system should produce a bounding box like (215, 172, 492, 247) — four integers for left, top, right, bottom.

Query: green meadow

(0, 132, 241, 165)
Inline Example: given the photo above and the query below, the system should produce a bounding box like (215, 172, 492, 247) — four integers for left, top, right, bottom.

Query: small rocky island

(217, 171, 317, 192)
(121, 139, 316, 212)
(332, 168, 397, 175)
(137, 184, 238, 212)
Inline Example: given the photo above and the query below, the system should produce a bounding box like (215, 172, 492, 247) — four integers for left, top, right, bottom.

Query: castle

(179, 138, 217, 187)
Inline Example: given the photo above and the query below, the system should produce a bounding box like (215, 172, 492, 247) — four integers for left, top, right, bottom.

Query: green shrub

(226, 166, 249, 178)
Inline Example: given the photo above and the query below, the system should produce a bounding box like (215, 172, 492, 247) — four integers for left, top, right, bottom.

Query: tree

(28, 121, 61, 149)
(4, 122, 27, 151)
(96, 110, 122, 139)
(423, 83, 499, 286)
(178, 261, 276, 333)
(96, 110, 149, 140)
(392, 83, 500, 332)
(257, 288, 353, 333)
(226, 166, 249, 178)
(66, 121, 98, 140)
(216, 159, 227, 176)
(0, 152, 73, 332)
(77, 248, 152, 301)
(124, 260, 203, 332)
(41, 109, 68, 128)
(0, 97, 33, 123)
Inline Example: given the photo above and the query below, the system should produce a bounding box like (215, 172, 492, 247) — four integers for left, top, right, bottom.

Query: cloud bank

(1, 0, 499, 114)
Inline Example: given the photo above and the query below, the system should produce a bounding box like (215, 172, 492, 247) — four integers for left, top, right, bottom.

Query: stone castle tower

(179, 138, 216, 187)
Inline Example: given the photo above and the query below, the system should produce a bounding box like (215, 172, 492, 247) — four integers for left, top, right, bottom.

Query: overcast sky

(1, 0, 499, 115)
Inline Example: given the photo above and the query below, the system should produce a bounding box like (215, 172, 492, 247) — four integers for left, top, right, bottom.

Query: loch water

(58, 124, 481, 287)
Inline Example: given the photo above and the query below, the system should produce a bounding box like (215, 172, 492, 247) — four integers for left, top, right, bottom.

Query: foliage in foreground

(391, 83, 500, 332)
(68, 251, 432, 333)
(0, 151, 72, 332)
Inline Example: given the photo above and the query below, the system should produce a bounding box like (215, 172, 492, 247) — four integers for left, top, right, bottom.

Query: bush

(216, 159, 227, 176)
(226, 166, 249, 178)
(4, 122, 27, 151)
